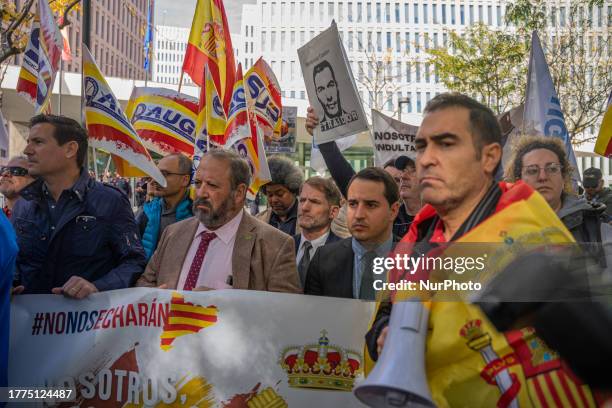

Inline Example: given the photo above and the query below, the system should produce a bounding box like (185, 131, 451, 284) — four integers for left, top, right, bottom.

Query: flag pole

(81, 0, 97, 179)
(58, 59, 63, 115)
(178, 71, 184, 93)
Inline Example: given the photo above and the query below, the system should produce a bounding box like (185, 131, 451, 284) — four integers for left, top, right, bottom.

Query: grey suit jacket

(136, 212, 301, 293)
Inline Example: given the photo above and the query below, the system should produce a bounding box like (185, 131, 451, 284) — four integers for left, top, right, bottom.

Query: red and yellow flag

(160, 292, 218, 351)
(224, 63, 250, 148)
(244, 58, 283, 143)
(205, 66, 227, 146)
(83, 45, 166, 187)
(182, 0, 236, 112)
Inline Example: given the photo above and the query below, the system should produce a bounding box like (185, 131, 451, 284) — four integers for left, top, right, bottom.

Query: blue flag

(523, 31, 580, 183)
(143, 1, 153, 70)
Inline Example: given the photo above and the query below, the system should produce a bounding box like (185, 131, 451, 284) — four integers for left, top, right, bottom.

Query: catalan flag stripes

(160, 292, 218, 351)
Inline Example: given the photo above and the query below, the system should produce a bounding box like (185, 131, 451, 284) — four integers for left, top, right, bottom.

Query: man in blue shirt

(11, 114, 146, 297)
(0, 211, 17, 391)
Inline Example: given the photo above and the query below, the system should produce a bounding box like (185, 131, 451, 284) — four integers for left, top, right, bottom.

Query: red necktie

(183, 232, 217, 291)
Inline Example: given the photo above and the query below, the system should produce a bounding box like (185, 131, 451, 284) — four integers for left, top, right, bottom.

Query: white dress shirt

(296, 230, 330, 265)
(177, 210, 244, 290)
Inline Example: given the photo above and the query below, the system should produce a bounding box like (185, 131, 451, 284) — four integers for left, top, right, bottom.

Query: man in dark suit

(305, 167, 400, 300)
(294, 176, 342, 288)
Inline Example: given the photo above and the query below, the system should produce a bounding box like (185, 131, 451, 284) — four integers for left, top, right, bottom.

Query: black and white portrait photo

(299, 22, 368, 143)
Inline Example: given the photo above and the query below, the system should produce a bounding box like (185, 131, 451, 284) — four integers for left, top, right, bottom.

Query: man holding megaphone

(361, 93, 607, 407)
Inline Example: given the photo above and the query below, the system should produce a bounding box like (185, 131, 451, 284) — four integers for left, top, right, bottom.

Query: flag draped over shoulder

(594, 91, 612, 157)
(83, 46, 166, 187)
(125, 87, 199, 156)
(182, 0, 236, 112)
(371, 182, 595, 408)
(523, 31, 579, 183)
(244, 58, 283, 143)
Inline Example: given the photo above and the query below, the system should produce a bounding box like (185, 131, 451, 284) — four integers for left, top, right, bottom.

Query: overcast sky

(155, 0, 256, 34)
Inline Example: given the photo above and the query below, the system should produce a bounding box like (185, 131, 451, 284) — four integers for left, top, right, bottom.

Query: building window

(348, 2, 353, 21)
(416, 92, 422, 112)
(478, 5, 483, 22)
(385, 3, 390, 23)
(406, 62, 411, 82)
(367, 32, 373, 51)
(377, 31, 382, 51)
(291, 61, 295, 80)
(348, 31, 353, 50)
(433, 32, 438, 47)
(395, 32, 400, 52)
(415, 62, 420, 81)
(496, 6, 501, 25)
(560, 6, 566, 26)
(469, 5, 474, 24)
(328, 2, 334, 20)
(425, 63, 430, 82)
(357, 2, 363, 22)
(386, 32, 391, 49)
(367, 2, 372, 22)
(405, 32, 409, 52)
(262, 32, 267, 51)
(339, 3, 344, 21)
(414, 3, 418, 23)
(395, 3, 400, 22)
(376, 3, 381, 22)
(414, 32, 420, 52)
(404, 3, 409, 23)
(358, 31, 363, 50)
(310, 2, 315, 20)
(441, 4, 446, 24)
(396, 61, 401, 78)
(432, 4, 437, 24)
(460, 5, 465, 24)
(319, 2, 324, 21)
(423, 3, 428, 24)
(487, 5, 492, 24)
(291, 31, 295, 48)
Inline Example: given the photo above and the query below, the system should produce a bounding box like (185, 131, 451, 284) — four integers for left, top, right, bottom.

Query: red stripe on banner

(544, 373, 564, 407)
(557, 371, 579, 407)
(605, 142, 612, 157)
(87, 124, 148, 156)
(532, 377, 550, 408)
(169, 310, 217, 322)
(16, 78, 37, 100)
(163, 323, 207, 332)
(160, 338, 173, 345)
(138, 129, 194, 155)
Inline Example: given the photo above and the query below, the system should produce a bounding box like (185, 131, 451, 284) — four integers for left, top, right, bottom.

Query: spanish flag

(83, 45, 166, 187)
(182, 0, 236, 112)
(594, 90, 612, 157)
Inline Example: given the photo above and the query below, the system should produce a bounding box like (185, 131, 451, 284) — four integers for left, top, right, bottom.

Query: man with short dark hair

(304, 167, 400, 299)
(257, 155, 304, 235)
(0, 156, 34, 218)
(382, 158, 402, 186)
(137, 149, 300, 293)
(295, 176, 342, 288)
(313, 60, 346, 122)
(583, 167, 612, 219)
(12, 114, 146, 297)
(367, 93, 598, 405)
(393, 155, 421, 237)
(136, 153, 193, 259)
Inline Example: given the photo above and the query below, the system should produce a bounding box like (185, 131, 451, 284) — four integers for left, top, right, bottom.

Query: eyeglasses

(522, 163, 562, 177)
(159, 170, 190, 178)
(0, 166, 28, 177)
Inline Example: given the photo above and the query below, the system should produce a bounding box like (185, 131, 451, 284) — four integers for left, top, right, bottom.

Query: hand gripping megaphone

(354, 301, 435, 408)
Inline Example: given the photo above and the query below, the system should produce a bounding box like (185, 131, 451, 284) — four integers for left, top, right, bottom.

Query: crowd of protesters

(2, 93, 611, 402)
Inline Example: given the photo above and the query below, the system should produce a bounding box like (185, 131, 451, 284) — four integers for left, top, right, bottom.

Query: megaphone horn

(354, 301, 435, 408)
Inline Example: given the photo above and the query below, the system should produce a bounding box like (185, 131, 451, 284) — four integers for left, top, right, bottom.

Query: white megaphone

(354, 301, 435, 408)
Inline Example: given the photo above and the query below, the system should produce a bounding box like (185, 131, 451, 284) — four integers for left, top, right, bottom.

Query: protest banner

(266, 106, 298, 153)
(370, 110, 418, 167)
(298, 21, 368, 144)
(10, 288, 373, 407)
(125, 87, 199, 156)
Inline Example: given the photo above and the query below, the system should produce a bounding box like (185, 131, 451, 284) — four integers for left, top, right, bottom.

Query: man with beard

(294, 176, 342, 288)
(137, 149, 301, 293)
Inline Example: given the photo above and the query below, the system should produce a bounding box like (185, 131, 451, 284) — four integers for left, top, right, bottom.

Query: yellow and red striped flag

(83, 45, 166, 187)
(159, 292, 218, 351)
(57, 16, 72, 62)
(182, 0, 236, 112)
(594, 91, 612, 157)
(205, 66, 227, 146)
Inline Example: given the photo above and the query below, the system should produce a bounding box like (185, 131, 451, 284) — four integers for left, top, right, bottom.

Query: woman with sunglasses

(0, 156, 34, 219)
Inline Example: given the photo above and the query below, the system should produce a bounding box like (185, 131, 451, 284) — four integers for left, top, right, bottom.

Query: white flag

(523, 31, 580, 182)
